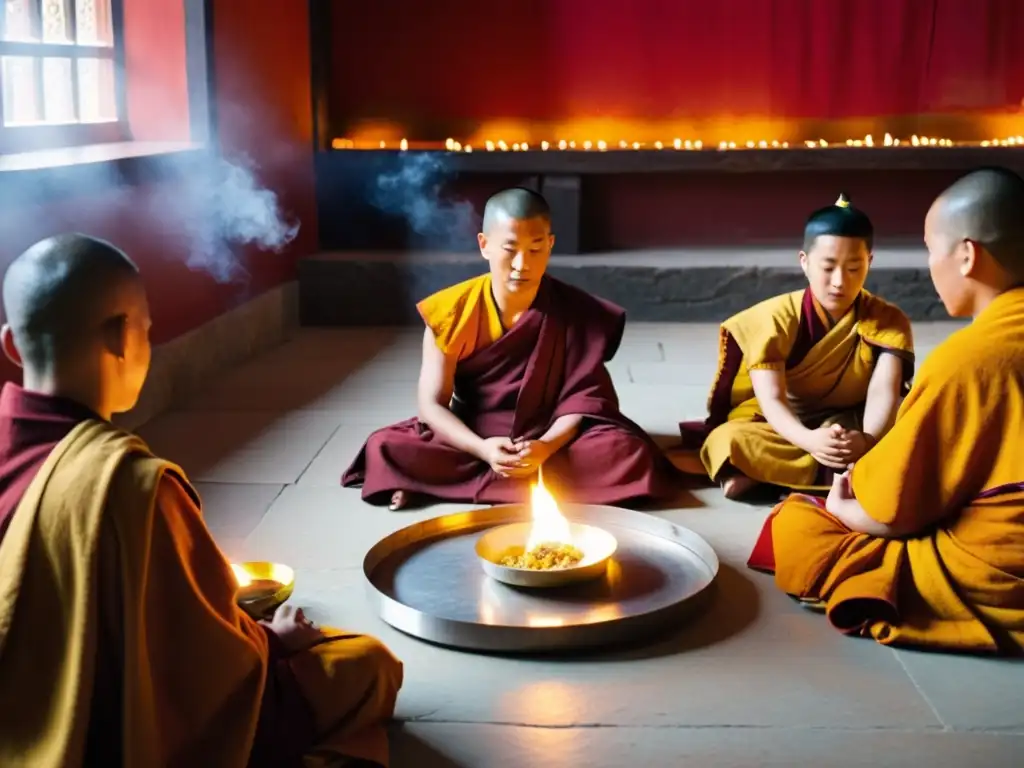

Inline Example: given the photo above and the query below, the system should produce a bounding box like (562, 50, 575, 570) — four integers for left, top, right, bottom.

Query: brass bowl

(475, 521, 618, 588)
(232, 561, 295, 620)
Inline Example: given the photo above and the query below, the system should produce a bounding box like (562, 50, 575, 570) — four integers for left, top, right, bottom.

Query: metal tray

(363, 504, 719, 653)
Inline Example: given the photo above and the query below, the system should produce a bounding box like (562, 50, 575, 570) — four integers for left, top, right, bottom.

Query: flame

(331, 117, 1019, 152)
(525, 470, 571, 551)
(231, 564, 253, 587)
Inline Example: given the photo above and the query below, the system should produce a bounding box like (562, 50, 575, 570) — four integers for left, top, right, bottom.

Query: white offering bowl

(475, 521, 618, 588)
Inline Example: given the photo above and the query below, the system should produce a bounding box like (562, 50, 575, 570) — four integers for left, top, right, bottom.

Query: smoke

(370, 152, 478, 250)
(146, 153, 300, 284)
(0, 150, 300, 286)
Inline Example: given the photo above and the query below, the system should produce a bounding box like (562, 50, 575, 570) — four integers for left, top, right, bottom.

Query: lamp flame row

(331, 133, 1024, 152)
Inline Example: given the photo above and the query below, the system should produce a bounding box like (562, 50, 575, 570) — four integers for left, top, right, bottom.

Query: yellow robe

(417, 274, 505, 359)
(0, 420, 402, 767)
(700, 289, 913, 490)
(771, 287, 1024, 653)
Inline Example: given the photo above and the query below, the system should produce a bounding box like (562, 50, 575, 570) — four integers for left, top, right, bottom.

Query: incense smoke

(147, 153, 300, 283)
(370, 152, 478, 250)
(2, 151, 300, 286)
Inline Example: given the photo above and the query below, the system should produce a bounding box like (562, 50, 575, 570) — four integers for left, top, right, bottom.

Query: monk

(748, 167, 1024, 654)
(680, 194, 914, 500)
(343, 187, 677, 510)
(0, 235, 402, 767)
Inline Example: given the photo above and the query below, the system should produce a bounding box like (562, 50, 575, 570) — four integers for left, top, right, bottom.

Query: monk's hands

(837, 429, 874, 463)
(262, 604, 323, 654)
(801, 424, 853, 470)
(512, 439, 555, 475)
(478, 436, 555, 479)
(479, 436, 526, 478)
(826, 469, 856, 516)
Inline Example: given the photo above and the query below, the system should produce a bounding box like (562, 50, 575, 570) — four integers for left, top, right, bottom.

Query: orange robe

(0, 414, 402, 767)
(681, 288, 914, 490)
(419, 272, 506, 361)
(757, 286, 1024, 653)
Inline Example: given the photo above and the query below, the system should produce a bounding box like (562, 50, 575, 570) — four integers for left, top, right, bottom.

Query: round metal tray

(363, 504, 720, 653)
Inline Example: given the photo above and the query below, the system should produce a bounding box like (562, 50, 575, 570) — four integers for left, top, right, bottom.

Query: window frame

(0, 0, 129, 154)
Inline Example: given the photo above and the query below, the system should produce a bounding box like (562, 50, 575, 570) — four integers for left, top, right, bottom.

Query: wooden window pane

(1, 55, 39, 124)
(74, 0, 112, 46)
(2, 0, 38, 42)
(42, 56, 74, 122)
(77, 55, 114, 122)
(41, 0, 72, 44)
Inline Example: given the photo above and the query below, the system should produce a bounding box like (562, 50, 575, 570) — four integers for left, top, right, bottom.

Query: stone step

(299, 248, 943, 326)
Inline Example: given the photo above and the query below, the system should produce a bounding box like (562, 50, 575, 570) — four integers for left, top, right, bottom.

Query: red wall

(0, 0, 317, 382)
(331, 0, 1024, 131)
(326, 0, 1024, 250)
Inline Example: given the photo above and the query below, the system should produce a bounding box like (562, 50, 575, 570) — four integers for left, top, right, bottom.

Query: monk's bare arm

(536, 414, 583, 451)
(861, 352, 904, 442)
(748, 368, 813, 449)
(416, 327, 487, 458)
(829, 495, 902, 537)
(827, 474, 913, 538)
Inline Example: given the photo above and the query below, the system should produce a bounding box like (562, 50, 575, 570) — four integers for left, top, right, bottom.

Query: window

(0, 0, 125, 152)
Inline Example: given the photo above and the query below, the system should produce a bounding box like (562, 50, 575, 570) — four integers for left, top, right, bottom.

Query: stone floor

(138, 321, 1024, 768)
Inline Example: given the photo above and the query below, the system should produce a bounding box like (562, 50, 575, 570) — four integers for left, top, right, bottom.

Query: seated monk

(0, 235, 402, 767)
(747, 167, 1024, 654)
(680, 194, 914, 500)
(343, 187, 678, 510)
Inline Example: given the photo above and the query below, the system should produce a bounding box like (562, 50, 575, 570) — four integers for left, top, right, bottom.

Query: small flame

(525, 470, 571, 551)
(231, 564, 253, 587)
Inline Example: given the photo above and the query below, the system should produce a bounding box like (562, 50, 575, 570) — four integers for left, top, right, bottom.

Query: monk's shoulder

(547, 277, 624, 325)
(546, 277, 626, 342)
(724, 290, 802, 333)
(153, 464, 202, 510)
(858, 292, 914, 349)
(417, 275, 486, 323)
(721, 291, 802, 365)
(546, 278, 626, 358)
(416, 274, 488, 345)
(916, 322, 1002, 384)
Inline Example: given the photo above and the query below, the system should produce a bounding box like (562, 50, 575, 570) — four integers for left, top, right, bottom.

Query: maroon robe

(0, 384, 314, 767)
(343, 276, 679, 506)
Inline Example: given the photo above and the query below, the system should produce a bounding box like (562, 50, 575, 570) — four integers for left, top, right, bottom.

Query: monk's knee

(771, 497, 849, 597)
(375, 640, 404, 696)
(588, 427, 654, 465)
(358, 636, 404, 711)
(364, 429, 391, 459)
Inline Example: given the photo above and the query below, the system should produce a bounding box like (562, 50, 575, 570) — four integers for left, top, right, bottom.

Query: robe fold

(0, 385, 402, 767)
(343, 274, 677, 506)
(752, 287, 1024, 654)
(680, 288, 914, 490)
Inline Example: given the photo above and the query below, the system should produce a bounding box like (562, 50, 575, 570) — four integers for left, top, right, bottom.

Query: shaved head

(2, 234, 140, 372)
(931, 167, 1024, 282)
(481, 187, 551, 234)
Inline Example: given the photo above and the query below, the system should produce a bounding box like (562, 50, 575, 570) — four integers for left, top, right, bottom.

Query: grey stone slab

(192, 481, 284, 539)
(138, 410, 340, 484)
(390, 723, 1024, 768)
(242, 486, 488, 571)
(894, 648, 1024, 731)
(615, 383, 709, 435)
(628, 362, 719, 387)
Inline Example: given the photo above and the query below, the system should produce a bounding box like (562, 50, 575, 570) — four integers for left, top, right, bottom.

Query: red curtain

(332, 0, 1024, 123)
